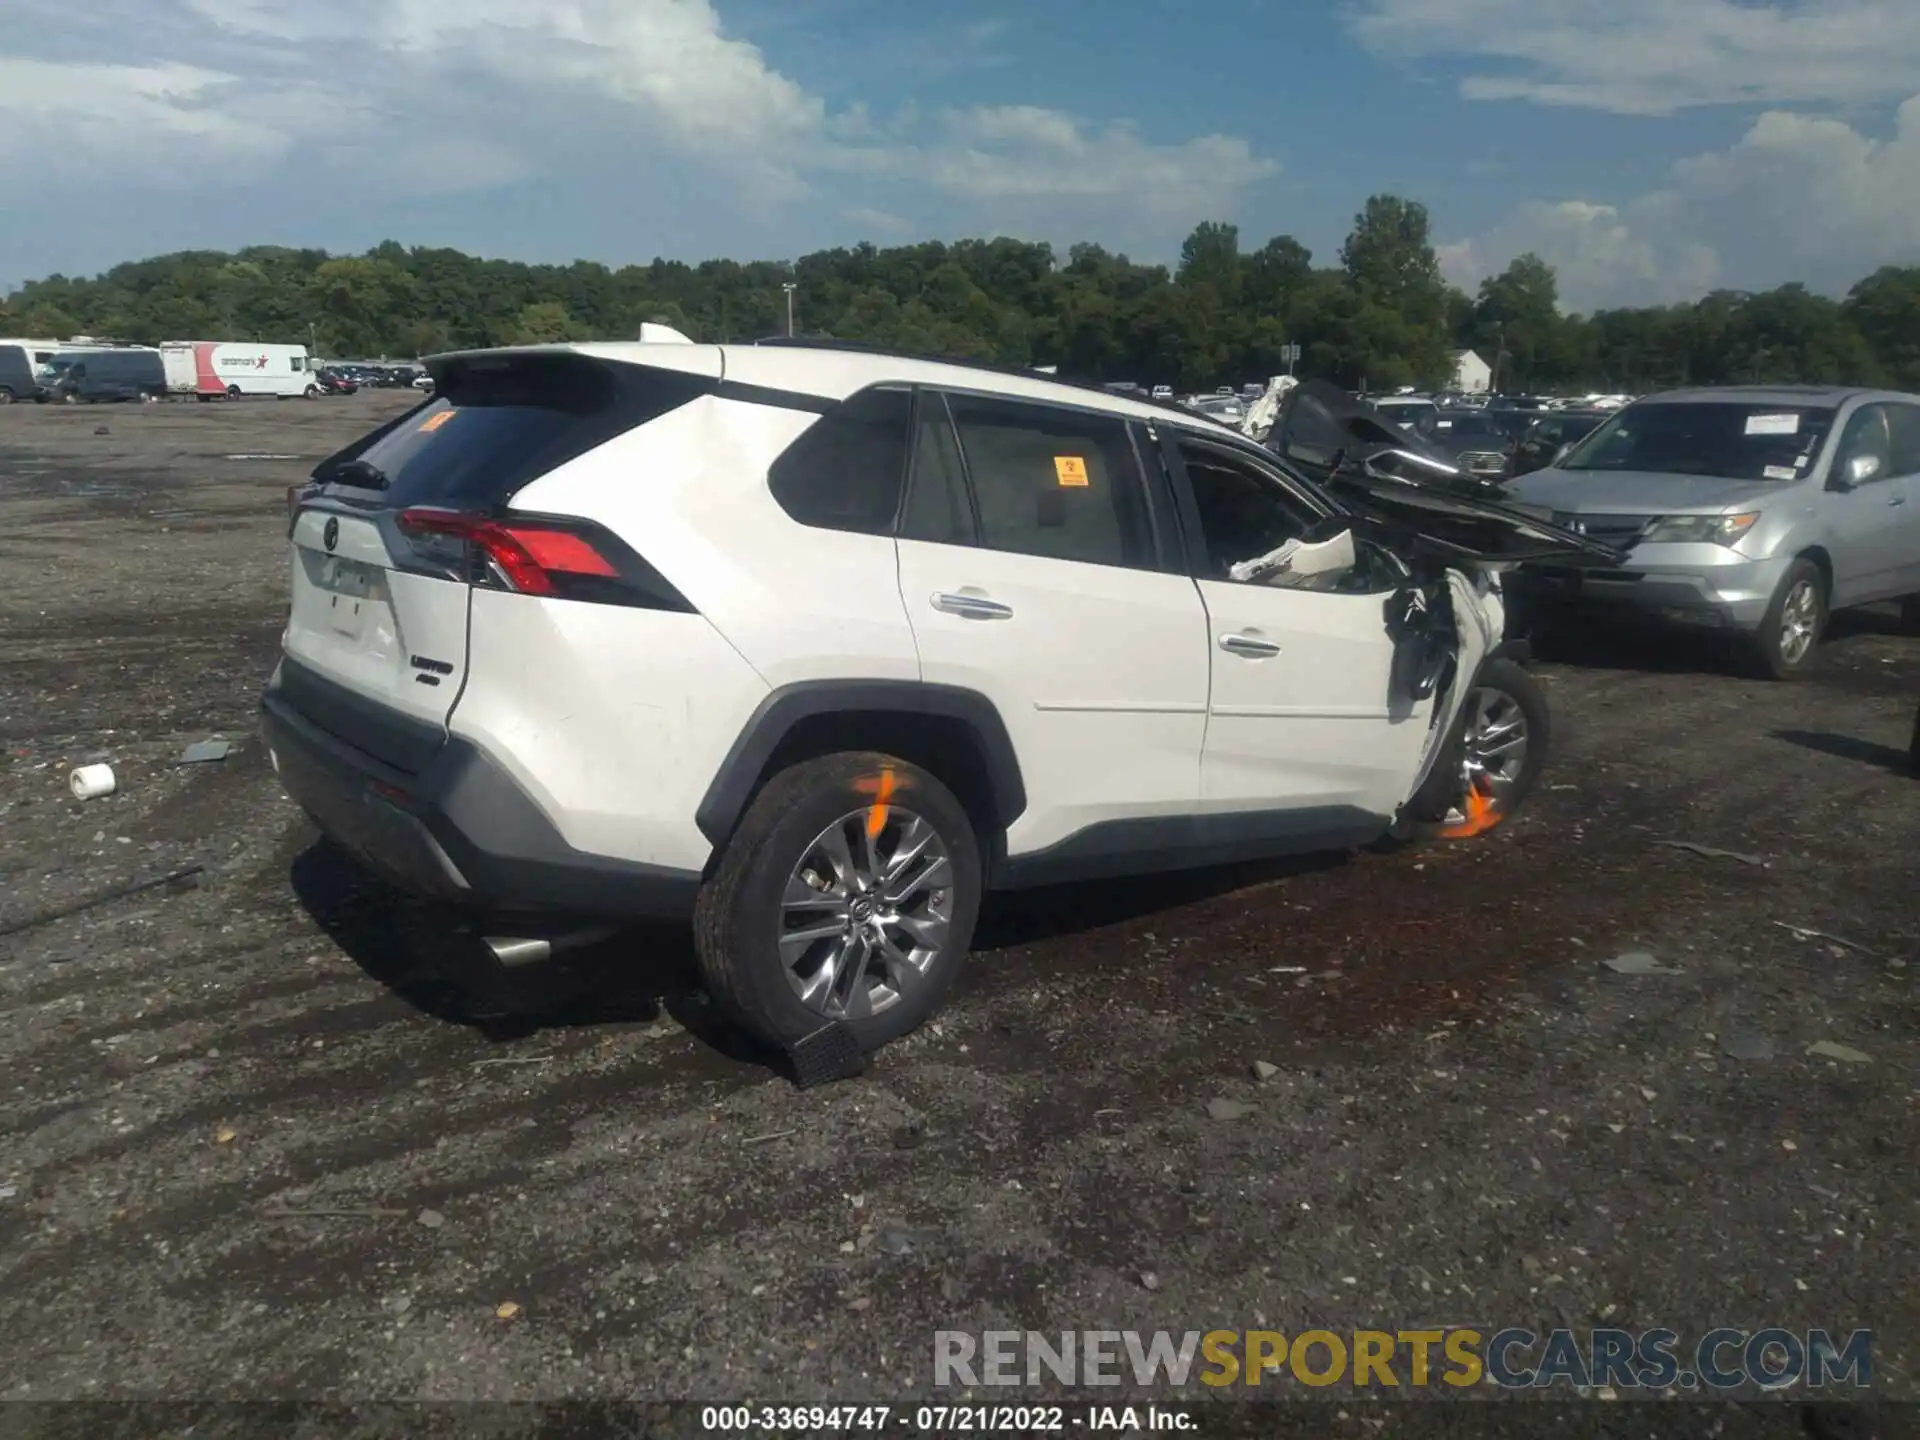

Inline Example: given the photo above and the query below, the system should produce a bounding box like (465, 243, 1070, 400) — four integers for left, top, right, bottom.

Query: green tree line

(5, 195, 1918, 395)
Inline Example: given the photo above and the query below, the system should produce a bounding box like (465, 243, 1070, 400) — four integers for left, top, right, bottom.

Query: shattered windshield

(1560, 402, 1836, 481)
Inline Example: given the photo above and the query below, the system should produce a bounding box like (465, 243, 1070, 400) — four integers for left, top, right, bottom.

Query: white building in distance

(1452, 349, 1492, 394)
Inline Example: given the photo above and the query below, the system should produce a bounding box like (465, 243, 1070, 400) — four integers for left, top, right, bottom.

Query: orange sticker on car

(419, 410, 455, 432)
(1054, 456, 1089, 487)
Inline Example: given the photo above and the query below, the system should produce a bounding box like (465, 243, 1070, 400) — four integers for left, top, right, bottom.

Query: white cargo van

(162, 342, 319, 399)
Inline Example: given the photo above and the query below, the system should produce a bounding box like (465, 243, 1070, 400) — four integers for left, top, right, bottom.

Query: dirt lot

(0, 394, 1914, 1426)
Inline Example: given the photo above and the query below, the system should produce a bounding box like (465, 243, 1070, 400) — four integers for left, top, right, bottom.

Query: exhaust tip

(481, 928, 617, 968)
(482, 936, 552, 968)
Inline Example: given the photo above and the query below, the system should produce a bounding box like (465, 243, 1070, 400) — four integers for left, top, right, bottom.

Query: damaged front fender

(1392, 567, 1507, 826)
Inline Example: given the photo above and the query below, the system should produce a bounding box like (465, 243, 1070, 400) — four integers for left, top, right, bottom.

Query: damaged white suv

(264, 341, 1615, 1057)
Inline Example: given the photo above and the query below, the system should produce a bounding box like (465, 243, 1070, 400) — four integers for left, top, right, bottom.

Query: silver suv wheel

(778, 807, 954, 1020)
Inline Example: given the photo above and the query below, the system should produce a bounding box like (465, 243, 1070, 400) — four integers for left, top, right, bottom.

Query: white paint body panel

(894, 539, 1210, 855)
(449, 590, 768, 870)
(282, 509, 470, 732)
(1194, 578, 1439, 818)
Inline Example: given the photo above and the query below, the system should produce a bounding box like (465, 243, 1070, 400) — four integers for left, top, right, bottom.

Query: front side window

(1882, 403, 1920, 476)
(768, 386, 913, 537)
(1180, 442, 1316, 581)
(943, 394, 1154, 569)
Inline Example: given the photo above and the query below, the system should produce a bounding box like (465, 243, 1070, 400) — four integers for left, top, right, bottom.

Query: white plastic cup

(70, 764, 116, 800)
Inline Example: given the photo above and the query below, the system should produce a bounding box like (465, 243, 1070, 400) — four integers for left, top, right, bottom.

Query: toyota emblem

(323, 517, 339, 552)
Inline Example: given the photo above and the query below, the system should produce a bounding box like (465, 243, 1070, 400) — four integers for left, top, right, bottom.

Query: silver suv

(1504, 386, 1920, 677)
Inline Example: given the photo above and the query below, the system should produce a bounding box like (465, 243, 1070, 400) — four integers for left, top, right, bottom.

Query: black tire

(226, 385, 242, 399)
(693, 751, 982, 1055)
(1899, 595, 1920, 635)
(1395, 656, 1551, 842)
(1747, 558, 1827, 680)
(0, 387, 14, 405)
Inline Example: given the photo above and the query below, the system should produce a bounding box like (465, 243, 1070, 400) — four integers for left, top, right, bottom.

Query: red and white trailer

(161, 342, 319, 400)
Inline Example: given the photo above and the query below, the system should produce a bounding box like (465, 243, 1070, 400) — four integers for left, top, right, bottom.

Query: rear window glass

(1562, 402, 1838, 482)
(314, 353, 714, 507)
(768, 387, 912, 536)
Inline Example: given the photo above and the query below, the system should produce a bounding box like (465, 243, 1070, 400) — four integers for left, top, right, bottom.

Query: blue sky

(1, 1, 1917, 312)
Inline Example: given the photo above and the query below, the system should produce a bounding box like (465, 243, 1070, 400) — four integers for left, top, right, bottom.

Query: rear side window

(314, 352, 715, 508)
(944, 394, 1154, 569)
(768, 387, 912, 536)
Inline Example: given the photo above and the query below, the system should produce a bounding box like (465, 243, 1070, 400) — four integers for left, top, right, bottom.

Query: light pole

(782, 282, 796, 338)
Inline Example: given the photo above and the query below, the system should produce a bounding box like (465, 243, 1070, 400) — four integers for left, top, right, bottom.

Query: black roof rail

(747, 335, 1207, 423)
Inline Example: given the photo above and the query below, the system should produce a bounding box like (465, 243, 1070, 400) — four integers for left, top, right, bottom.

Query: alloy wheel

(778, 808, 954, 1021)
(1777, 579, 1820, 666)
(1444, 685, 1531, 825)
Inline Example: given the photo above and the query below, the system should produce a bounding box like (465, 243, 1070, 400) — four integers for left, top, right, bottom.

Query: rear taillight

(286, 484, 316, 533)
(396, 508, 661, 605)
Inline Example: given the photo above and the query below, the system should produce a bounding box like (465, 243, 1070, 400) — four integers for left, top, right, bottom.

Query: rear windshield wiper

(316, 458, 391, 491)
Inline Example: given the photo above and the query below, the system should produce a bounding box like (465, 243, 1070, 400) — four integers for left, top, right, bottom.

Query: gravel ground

(0, 395, 1913, 1431)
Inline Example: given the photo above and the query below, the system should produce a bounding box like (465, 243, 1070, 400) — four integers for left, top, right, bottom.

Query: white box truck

(161, 342, 320, 400)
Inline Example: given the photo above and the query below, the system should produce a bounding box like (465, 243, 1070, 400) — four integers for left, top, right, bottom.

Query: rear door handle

(1219, 632, 1281, 659)
(1890, 495, 1907, 506)
(932, 591, 1014, 621)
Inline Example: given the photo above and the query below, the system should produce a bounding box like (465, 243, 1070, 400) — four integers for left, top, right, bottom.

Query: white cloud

(0, 56, 292, 179)
(921, 107, 1279, 215)
(1441, 97, 1920, 310)
(1349, 0, 1920, 115)
(0, 0, 1277, 278)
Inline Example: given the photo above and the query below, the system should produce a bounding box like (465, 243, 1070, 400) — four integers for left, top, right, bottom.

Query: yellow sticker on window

(1054, 455, 1089, 487)
(419, 410, 455, 433)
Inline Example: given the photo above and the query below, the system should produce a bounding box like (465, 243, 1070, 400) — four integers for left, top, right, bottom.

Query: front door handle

(1219, 632, 1281, 659)
(1890, 495, 1907, 506)
(932, 591, 1014, 621)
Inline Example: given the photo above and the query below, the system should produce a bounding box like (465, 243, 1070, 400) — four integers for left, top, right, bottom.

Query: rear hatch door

(281, 346, 722, 771)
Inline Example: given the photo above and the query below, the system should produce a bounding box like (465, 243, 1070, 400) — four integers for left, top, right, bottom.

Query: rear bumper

(261, 662, 702, 920)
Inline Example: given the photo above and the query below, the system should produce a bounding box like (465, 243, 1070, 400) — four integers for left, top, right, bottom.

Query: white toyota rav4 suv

(264, 341, 1612, 1059)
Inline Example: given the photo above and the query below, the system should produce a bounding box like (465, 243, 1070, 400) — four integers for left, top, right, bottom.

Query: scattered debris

(215, 1128, 237, 1145)
(224, 453, 302, 461)
(1722, 1033, 1776, 1062)
(1655, 840, 1764, 867)
(1268, 966, 1307, 975)
(1772, 921, 1875, 956)
(1782, 1140, 1798, 1152)
(1251, 1060, 1280, 1082)
(69, 763, 116, 800)
(417, 1209, 446, 1230)
(470, 1055, 552, 1069)
(93, 426, 110, 436)
(176, 739, 233, 765)
(876, 1221, 918, 1256)
(0, 864, 206, 940)
(1806, 1042, 1872, 1065)
(847, 1296, 872, 1312)
(1140, 1272, 1161, 1292)
(384, 1294, 413, 1315)
(495, 1302, 520, 1320)
(1604, 951, 1682, 976)
(742, 1129, 796, 1147)
(1207, 1097, 1251, 1122)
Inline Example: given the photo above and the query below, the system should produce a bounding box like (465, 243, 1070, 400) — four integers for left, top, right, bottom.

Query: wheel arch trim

(693, 680, 1028, 848)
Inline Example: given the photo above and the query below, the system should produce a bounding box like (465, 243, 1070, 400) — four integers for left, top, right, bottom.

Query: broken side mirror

(1228, 518, 1356, 587)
